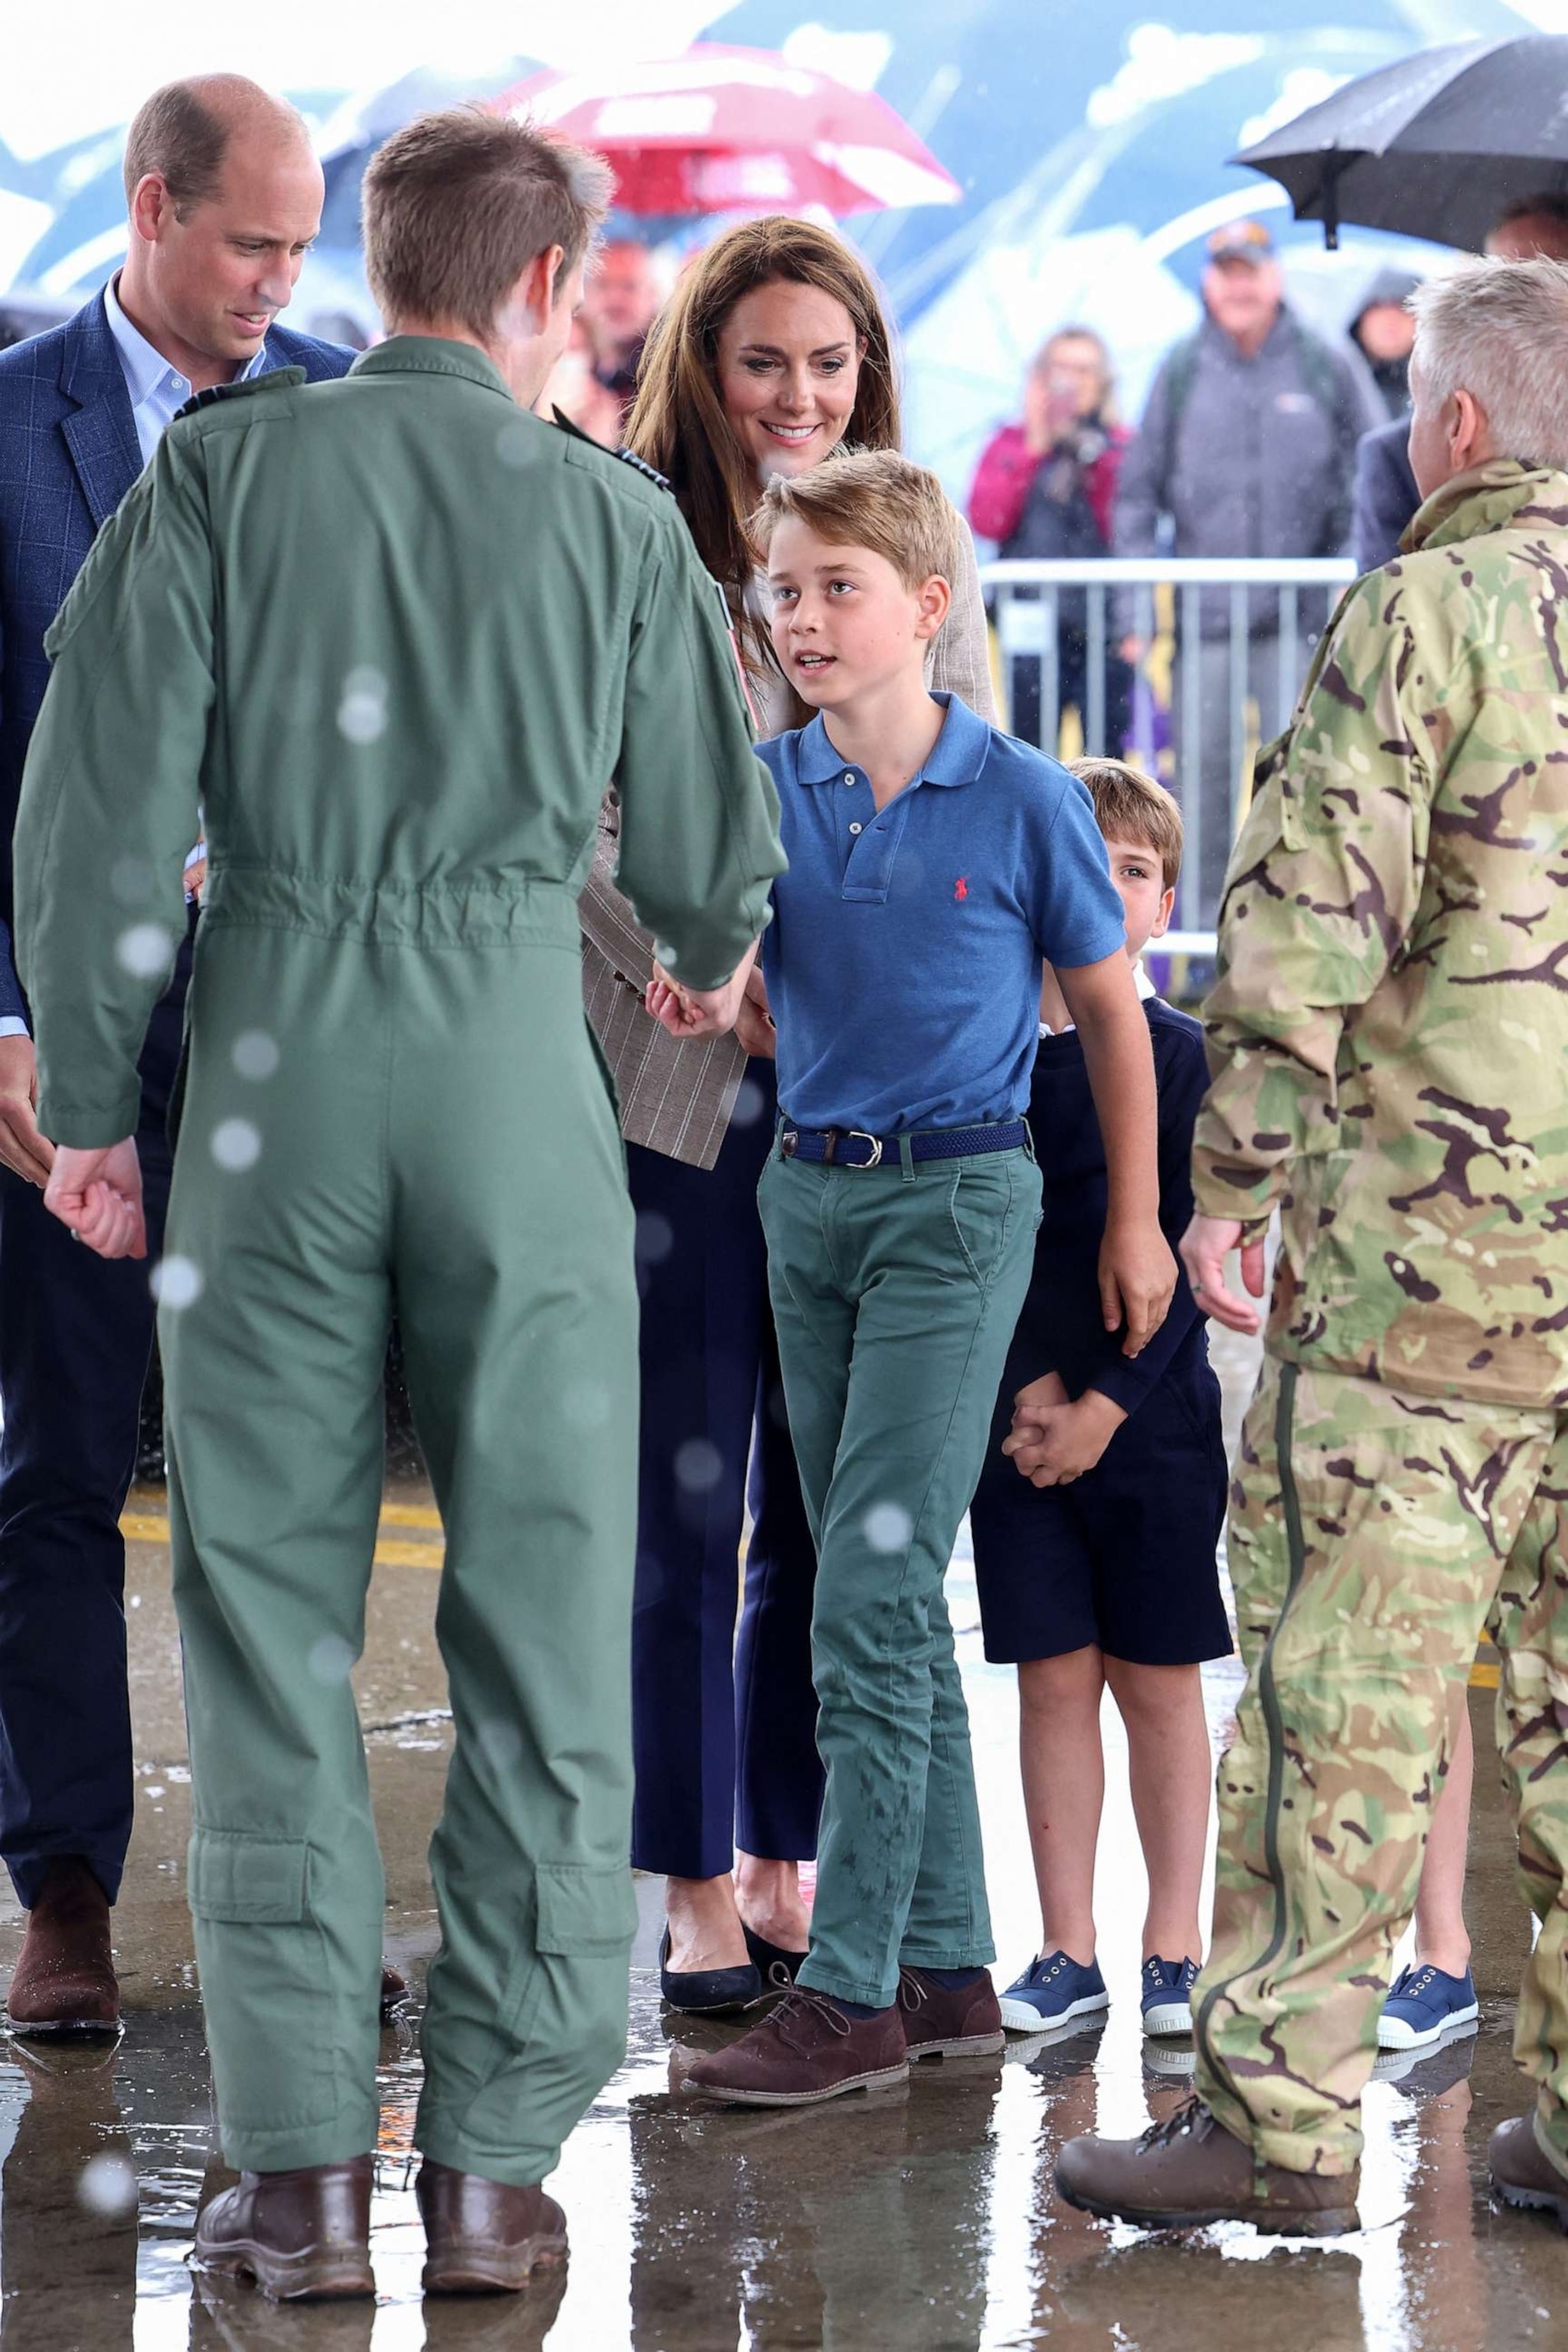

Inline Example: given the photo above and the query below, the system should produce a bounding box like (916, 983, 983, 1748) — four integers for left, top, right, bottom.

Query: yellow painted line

(1470, 1661, 1500, 1690)
(119, 1512, 446, 1571)
(379, 1502, 443, 1530)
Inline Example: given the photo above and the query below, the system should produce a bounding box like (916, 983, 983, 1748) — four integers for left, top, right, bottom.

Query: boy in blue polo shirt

(648, 451, 1174, 2108)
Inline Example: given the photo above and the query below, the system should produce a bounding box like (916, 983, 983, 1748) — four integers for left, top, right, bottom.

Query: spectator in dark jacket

(969, 327, 1132, 753)
(1350, 269, 1420, 419)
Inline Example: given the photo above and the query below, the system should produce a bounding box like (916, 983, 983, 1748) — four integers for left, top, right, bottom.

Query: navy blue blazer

(1351, 415, 1420, 579)
(0, 291, 352, 1023)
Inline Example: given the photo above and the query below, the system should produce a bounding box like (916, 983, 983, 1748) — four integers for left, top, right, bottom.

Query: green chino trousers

(758, 1142, 1041, 2007)
(159, 883, 639, 2184)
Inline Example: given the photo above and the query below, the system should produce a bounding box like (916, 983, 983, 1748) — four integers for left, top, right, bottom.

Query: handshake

(645, 941, 775, 1059)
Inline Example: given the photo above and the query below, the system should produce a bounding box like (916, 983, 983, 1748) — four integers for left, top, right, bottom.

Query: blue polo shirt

(756, 693, 1125, 1134)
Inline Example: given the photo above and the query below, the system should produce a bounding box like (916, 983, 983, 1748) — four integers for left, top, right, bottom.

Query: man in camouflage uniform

(1055, 253, 1568, 2235)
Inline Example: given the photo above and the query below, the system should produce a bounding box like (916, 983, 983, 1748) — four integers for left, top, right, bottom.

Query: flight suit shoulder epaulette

(550, 405, 673, 500)
(172, 368, 306, 425)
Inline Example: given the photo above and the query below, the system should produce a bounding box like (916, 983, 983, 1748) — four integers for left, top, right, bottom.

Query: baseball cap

(1207, 219, 1276, 265)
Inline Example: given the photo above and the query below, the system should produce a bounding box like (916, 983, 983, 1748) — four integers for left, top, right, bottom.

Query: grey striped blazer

(579, 514, 998, 1169)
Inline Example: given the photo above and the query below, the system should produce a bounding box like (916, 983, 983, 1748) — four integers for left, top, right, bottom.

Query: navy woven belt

(777, 1119, 1028, 1169)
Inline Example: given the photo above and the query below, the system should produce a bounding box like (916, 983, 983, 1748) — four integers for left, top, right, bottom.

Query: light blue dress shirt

(102, 270, 267, 464)
(0, 283, 266, 1040)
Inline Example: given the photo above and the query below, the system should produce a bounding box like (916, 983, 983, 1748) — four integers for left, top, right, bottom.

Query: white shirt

(103, 270, 267, 465)
(1040, 959, 1158, 1040)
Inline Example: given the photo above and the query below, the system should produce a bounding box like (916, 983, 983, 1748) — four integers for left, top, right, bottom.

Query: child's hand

(1003, 1387, 1126, 1487)
(1100, 1214, 1176, 1356)
(645, 943, 759, 1040)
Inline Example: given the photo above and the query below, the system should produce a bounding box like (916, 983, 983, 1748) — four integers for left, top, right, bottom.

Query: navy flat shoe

(743, 1925, 808, 1992)
(658, 1927, 762, 2017)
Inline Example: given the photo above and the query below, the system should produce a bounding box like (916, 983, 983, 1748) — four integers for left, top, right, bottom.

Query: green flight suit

(11, 338, 783, 2182)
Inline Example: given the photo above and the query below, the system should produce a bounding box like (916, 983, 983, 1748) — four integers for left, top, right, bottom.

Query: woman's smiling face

(715, 279, 864, 488)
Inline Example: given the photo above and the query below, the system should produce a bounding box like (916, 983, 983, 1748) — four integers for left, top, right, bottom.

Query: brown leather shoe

(194, 2154, 374, 2299)
(897, 1968, 1004, 2060)
(1491, 2112, 1568, 2231)
(416, 2160, 568, 2293)
(379, 1961, 407, 2018)
(1056, 2096, 1361, 2236)
(684, 1988, 909, 2107)
(6, 1857, 119, 2038)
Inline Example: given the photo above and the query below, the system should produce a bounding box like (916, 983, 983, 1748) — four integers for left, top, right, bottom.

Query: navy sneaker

(1141, 1956, 1200, 2037)
(998, 1951, 1109, 2036)
(1377, 1962, 1478, 2051)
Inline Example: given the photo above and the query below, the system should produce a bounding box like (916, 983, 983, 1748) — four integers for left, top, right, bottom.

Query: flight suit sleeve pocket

(534, 1861, 639, 1955)
(187, 1831, 309, 1922)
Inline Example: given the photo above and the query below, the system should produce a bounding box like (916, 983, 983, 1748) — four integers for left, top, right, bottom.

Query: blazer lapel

(59, 293, 143, 531)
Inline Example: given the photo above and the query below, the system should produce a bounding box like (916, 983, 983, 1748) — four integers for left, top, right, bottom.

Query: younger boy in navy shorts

(970, 759, 1232, 2041)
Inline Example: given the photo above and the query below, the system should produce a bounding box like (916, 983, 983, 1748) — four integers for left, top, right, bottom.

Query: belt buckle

(846, 1130, 884, 1168)
(780, 1129, 799, 1159)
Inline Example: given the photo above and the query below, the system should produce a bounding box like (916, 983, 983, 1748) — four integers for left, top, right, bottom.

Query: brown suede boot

(416, 2160, 568, 2293)
(1056, 2097, 1361, 2236)
(1490, 2112, 1568, 2231)
(194, 2155, 375, 2299)
(5, 1857, 119, 2038)
(897, 1968, 1004, 2060)
(685, 1987, 909, 2107)
(379, 1961, 407, 2018)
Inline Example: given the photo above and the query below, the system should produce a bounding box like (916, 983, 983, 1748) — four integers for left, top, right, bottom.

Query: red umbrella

(494, 45, 962, 217)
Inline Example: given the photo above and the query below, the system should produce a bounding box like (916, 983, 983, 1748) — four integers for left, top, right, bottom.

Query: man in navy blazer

(0, 75, 351, 2032)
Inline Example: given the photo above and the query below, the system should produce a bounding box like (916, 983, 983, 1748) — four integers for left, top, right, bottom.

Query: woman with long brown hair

(579, 217, 995, 2012)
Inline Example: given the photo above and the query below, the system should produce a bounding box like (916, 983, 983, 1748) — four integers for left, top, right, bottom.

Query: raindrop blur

(635, 1210, 674, 1267)
(675, 1439, 724, 1495)
(110, 856, 155, 906)
(653, 940, 678, 970)
(211, 1118, 261, 1172)
(338, 666, 388, 746)
(149, 1256, 203, 1310)
(232, 1030, 279, 1081)
(308, 1635, 354, 1686)
(731, 1080, 766, 1128)
(864, 1502, 913, 1555)
(479, 1720, 522, 1772)
(77, 2151, 137, 2219)
(116, 923, 172, 978)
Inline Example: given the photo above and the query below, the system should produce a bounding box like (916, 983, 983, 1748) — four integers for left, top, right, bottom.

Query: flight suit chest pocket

(187, 1831, 308, 1922)
(535, 1860, 639, 1955)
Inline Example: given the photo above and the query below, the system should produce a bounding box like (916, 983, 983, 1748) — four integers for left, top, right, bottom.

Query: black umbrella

(1233, 35, 1568, 252)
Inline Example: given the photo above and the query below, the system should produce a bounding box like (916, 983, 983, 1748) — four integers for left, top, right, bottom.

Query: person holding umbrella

(578, 217, 995, 2014)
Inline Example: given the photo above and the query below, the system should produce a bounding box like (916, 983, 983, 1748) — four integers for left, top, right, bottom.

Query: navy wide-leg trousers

(628, 1061, 822, 1881)
(0, 949, 186, 1907)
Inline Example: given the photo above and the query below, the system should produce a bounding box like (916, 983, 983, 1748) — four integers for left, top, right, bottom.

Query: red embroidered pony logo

(954, 877, 969, 902)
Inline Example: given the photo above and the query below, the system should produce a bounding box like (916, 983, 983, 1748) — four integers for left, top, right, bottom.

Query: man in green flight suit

(1056, 253, 1568, 2234)
(11, 108, 783, 2299)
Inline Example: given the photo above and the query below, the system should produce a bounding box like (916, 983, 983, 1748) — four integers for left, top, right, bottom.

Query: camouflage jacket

(1192, 459, 1568, 1409)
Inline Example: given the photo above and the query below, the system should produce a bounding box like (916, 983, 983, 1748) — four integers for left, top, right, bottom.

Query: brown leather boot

(416, 2160, 568, 2294)
(5, 1857, 119, 2038)
(684, 1987, 909, 2106)
(897, 1968, 1004, 2061)
(1056, 2096, 1361, 2236)
(1490, 2112, 1568, 2231)
(194, 2154, 374, 2300)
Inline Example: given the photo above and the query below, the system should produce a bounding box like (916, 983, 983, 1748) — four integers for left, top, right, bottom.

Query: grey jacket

(580, 506, 996, 1168)
(1113, 307, 1383, 636)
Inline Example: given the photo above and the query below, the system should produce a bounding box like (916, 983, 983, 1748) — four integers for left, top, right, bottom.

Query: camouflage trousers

(1193, 1357, 1568, 2177)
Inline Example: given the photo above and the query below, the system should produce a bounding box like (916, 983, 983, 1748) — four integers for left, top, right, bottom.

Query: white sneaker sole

(998, 1989, 1109, 2037)
(1141, 2000, 1194, 2037)
(1377, 2001, 1479, 2051)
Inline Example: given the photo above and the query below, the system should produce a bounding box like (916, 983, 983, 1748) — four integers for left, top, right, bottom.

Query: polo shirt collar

(795, 692, 988, 788)
(351, 335, 514, 403)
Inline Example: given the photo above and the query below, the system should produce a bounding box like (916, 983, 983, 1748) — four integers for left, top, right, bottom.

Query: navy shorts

(969, 1362, 1233, 1668)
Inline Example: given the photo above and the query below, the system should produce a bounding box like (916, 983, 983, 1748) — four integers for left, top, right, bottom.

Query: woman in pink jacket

(969, 327, 1132, 753)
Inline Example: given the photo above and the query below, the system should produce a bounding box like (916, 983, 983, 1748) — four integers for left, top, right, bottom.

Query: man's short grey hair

(1410, 254, 1568, 469)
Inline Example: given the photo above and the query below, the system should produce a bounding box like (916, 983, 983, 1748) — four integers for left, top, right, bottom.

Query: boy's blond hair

(1069, 757, 1183, 893)
(752, 449, 956, 594)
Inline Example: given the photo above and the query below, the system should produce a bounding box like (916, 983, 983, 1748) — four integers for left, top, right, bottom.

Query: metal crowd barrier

(981, 556, 1357, 947)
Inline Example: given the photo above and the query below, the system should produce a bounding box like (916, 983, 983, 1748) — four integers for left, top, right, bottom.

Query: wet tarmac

(5, 1325, 1567, 2349)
